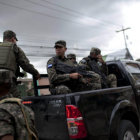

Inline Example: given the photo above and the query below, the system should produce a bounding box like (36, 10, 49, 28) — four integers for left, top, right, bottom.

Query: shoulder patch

(80, 59, 86, 64)
(48, 64, 53, 68)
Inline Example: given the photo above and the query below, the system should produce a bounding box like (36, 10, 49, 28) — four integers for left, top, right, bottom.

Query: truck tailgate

(24, 95, 69, 140)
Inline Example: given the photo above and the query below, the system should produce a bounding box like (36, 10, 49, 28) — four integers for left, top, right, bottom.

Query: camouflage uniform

(67, 53, 101, 90)
(47, 56, 75, 94)
(0, 31, 39, 98)
(67, 53, 78, 66)
(47, 44, 101, 94)
(0, 99, 38, 140)
(79, 47, 117, 88)
(0, 70, 38, 140)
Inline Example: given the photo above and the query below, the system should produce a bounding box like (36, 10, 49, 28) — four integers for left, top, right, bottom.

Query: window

(125, 63, 140, 84)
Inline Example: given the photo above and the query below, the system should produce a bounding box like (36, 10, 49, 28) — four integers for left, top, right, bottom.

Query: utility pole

(116, 26, 131, 49)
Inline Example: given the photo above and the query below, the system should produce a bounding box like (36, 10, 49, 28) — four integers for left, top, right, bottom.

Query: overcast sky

(0, 0, 140, 74)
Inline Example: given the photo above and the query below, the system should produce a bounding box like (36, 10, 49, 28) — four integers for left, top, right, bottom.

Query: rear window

(125, 63, 140, 84)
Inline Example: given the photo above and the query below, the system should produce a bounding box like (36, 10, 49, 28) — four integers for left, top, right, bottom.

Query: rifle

(88, 60, 108, 88)
(55, 61, 93, 78)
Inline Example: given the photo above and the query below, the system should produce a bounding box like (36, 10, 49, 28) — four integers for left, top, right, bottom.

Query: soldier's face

(91, 53, 98, 58)
(55, 46, 67, 56)
(11, 37, 17, 44)
(69, 58, 76, 63)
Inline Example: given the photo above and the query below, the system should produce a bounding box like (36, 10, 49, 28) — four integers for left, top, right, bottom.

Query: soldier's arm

(0, 110, 14, 139)
(47, 58, 70, 85)
(15, 46, 40, 78)
(100, 62, 108, 76)
(97, 55, 108, 75)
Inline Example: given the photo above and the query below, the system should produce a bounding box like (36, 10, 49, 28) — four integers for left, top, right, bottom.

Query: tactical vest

(53, 57, 79, 90)
(0, 42, 17, 72)
(0, 98, 38, 140)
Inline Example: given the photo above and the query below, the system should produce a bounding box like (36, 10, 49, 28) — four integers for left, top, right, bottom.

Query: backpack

(0, 42, 17, 72)
(0, 98, 38, 140)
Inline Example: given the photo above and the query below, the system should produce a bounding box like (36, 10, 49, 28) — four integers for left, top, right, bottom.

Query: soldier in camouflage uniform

(67, 53, 102, 90)
(67, 53, 78, 66)
(0, 70, 38, 140)
(79, 47, 117, 88)
(0, 30, 40, 98)
(47, 40, 101, 95)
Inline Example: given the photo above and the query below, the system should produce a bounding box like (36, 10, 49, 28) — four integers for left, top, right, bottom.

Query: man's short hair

(3, 30, 18, 41)
(54, 40, 66, 48)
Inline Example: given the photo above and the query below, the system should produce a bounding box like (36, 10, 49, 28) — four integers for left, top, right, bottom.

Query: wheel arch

(109, 100, 139, 139)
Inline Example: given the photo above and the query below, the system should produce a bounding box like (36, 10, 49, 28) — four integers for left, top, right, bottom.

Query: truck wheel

(118, 120, 138, 140)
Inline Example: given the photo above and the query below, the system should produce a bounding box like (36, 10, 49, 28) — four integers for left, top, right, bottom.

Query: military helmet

(90, 47, 101, 55)
(54, 40, 66, 48)
(3, 30, 18, 41)
(67, 53, 76, 59)
(0, 70, 14, 85)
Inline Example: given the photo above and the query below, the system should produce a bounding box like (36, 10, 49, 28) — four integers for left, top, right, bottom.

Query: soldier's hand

(35, 74, 41, 80)
(97, 54, 105, 64)
(69, 73, 82, 79)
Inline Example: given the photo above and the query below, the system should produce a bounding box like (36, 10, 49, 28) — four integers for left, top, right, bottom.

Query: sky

(0, 0, 140, 75)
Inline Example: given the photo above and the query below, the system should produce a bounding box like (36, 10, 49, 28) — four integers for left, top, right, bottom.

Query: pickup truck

(23, 59, 140, 140)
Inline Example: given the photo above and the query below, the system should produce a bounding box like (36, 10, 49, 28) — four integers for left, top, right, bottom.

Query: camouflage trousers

(106, 74, 117, 88)
(80, 71, 101, 90)
(52, 72, 101, 95)
(53, 85, 71, 95)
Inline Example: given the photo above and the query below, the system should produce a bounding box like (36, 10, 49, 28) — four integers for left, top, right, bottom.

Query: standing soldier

(47, 40, 101, 95)
(0, 70, 38, 140)
(0, 30, 40, 98)
(79, 47, 117, 88)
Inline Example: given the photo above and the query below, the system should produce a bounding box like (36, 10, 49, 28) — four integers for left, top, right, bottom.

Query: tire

(118, 120, 139, 140)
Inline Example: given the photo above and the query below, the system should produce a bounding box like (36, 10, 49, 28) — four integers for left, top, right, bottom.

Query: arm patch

(80, 59, 86, 64)
(48, 64, 53, 68)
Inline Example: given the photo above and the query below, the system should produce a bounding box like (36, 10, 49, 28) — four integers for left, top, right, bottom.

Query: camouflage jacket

(1, 41, 39, 77)
(79, 56, 108, 76)
(0, 97, 38, 140)
(47, 56, 75, 86)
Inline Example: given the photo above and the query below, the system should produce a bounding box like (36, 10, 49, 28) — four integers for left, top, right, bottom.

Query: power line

(24, 0, 79, 18)
(0, 1, 121, 34)
(19, 44, 91, 51)
(0, 1, 84, 25)
(24, 0, 121, 28)
(41, 0, 122, 27)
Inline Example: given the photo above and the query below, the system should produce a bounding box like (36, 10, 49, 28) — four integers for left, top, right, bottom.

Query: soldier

(0, 70, 38, 140)
(47, 40, 101, 95)
(79, 47, 117, 88)
(0, 30, 40, 98)
(67, 53, 102, 90)
(67, 53, 78, 66)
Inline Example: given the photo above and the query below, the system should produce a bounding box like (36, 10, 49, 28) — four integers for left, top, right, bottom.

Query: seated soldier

(0, 70, 38, 140)
(47, 40, 101, 95)
(67, 53, 78, 66)
(79, 47, 117, 88)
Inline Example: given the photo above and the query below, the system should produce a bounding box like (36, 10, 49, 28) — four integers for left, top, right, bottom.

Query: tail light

(66, 105, 87, 139)
(22, 101, 32, 104)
